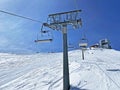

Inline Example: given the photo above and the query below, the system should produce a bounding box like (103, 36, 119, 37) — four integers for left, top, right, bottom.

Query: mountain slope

(0, 49, 120, 90)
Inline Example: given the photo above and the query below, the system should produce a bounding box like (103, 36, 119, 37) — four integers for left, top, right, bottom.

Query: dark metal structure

(43, 10, 82, 90)
(99, 39, 111, 49)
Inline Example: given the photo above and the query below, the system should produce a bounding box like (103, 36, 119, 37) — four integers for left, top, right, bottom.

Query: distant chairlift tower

(43, 10, 82, 90)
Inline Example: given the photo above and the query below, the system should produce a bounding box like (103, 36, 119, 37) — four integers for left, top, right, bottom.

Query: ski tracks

(83, 60, 120, 90)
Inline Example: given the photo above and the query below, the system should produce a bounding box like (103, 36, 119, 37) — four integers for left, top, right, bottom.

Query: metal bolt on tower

(43, 10, 82, 90)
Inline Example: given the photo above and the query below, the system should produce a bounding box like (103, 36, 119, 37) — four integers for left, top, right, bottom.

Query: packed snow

(0, 49, 120, 90)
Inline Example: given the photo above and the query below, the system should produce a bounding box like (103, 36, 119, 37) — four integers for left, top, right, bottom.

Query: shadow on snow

(70, 86, 88, 90)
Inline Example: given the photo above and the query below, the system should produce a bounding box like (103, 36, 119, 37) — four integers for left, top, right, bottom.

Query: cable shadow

(107, 69, 120, 72)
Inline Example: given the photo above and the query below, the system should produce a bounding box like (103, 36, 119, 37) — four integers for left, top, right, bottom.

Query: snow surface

(0, 49, 120, 90)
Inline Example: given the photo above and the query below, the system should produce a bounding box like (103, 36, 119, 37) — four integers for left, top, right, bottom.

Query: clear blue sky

(0, 0, 120, 53)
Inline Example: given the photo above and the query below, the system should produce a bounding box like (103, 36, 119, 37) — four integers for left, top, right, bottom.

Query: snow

(0, 49, 120, 90)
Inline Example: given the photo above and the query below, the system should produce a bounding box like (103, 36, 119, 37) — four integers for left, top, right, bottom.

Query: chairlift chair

(79, 38, 88, 48)
(34, 24, 53, 43)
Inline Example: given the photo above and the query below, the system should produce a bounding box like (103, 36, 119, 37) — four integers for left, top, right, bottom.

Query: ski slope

(0, 49, 120, 90)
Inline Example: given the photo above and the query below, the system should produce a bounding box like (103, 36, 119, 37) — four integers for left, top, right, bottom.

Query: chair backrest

(79, 43, 88, 47)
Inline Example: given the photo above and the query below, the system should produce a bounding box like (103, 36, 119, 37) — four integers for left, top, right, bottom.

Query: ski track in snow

(0, 49, 120, 90)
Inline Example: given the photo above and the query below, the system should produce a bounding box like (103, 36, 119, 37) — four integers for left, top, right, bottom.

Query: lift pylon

(43, 10, 82, 90)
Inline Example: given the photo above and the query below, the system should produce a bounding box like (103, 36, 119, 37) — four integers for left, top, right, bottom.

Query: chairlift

(79, 37, 88, 48)
(34, 24, 53, 43)
(79, 36, 88, 60)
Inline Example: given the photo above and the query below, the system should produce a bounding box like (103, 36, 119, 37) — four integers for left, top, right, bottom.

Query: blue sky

(0, 0, 120, 53)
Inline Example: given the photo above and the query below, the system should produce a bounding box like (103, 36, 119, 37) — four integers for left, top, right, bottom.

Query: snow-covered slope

(0, 49, 120, 90)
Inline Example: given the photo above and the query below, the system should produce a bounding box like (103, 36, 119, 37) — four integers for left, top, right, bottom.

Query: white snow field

(0, 49, 120, 90)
